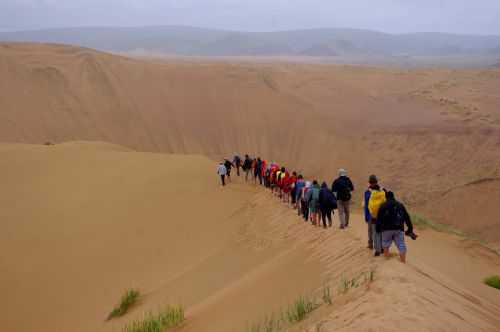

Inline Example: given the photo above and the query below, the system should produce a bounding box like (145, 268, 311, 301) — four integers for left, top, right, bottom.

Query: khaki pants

(337, 200, 350, 227)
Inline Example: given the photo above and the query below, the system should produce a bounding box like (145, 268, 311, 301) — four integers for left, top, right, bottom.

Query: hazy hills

(2, 26, 500, 57)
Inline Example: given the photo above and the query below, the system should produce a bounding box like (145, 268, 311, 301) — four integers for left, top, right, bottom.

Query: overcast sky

(2, 0, 500, 34)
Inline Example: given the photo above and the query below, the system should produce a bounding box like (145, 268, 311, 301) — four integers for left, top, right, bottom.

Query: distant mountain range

(2, 26, 500, 57)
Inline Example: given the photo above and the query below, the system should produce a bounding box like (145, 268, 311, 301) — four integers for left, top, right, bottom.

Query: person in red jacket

(281, 169, 291, 203)
(288, 172, 298, 206)
(270, 163, 279, 194)
(260, 160, 267, 186)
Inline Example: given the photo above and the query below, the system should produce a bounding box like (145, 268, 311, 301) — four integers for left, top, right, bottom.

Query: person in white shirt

(217, 162, 228, 186)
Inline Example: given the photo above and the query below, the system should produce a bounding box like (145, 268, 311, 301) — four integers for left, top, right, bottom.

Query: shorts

(381, 230, 407, 253)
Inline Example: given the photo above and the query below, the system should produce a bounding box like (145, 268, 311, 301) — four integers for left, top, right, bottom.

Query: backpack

(336, 179, 352, 201)
(243, 159, 251, 170)
(368, 189, 386, 219)
(311, 187, 320, 202)
(327, 191, 338, 209)
(388, 203, 406, 228)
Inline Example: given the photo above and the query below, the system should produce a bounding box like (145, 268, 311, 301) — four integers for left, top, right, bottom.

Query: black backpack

(336, 181, 351, 201)
(328, 191, 338, 209)
(388, 203, 406, 228)
(243, 158, 251, 170)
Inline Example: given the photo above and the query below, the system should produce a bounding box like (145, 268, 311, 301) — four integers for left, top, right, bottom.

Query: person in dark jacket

(224, 159, 234, 182)
(319, 182, 337, 228)
(233, 154, 242, 176)
(242, 155, 252, 182)
(376, 191, 417, 263)
(254, 158, 262, 184)
(331, 169, 354, 229)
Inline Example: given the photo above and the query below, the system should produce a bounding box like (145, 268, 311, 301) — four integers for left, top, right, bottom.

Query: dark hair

(321, 182, 328, 188)
(386, 191, 395, 200)
(292, 171, 297, 176)
(281, 167, 285, 172)
(369, 174, 378, 184)
(298, 174, 303, 179)
(313, 180, 318, 185)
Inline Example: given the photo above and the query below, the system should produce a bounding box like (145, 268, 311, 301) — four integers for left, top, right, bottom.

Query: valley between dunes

(1, 43, 500, 250)
(1, 43, 500, 331)
(1, 142, 500, 332)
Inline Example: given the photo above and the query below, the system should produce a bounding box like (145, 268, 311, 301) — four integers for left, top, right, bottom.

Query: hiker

(255, 158, 262, 184)
(233, 154, 242, 176)
(251, 158, 257, 181)
(270, 163, 279, 193)
(224, 159, 234, 182)
(289, 172, 298, 206)
(278, 167, 289, 201)
(377, 191, 417, 263)
(331, 169, 354, 229)
(282, 169, 291, 203)
(367, 176, 387, 256)
(260, 159, 267, 186)
(295, 175, 305, 212)
(364, 175, 380, 250)
(276, 167, 284, 197)
(319, 182, 337, 228)
(217, 161, 227, 186)
(242, 155, 252, 182)
(264, 164, 271, 187)
(300, 181, 311, 221)
(305, 180, 321, 226)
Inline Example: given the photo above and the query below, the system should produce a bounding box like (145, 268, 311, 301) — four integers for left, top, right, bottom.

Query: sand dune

(0, 142, 499, 332)
(1, 43, 500, 250)
(1, 43, 500, 331)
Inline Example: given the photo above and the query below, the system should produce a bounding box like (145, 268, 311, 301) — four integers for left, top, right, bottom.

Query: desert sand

(0, 142, 499, 332)
(1, 43, 500, 331)
(1, 43, 500, 250)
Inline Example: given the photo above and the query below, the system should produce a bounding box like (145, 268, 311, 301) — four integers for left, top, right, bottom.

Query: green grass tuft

(339, 276, 349, 294)
(411, 213, 465, 236)
(411, 213, 500, 256)
(484, 275, 500, 290)
(285, 296, 317, 323)
(322, 285, 332, 305)
(108, 289, 140, 320)
(121, 306, 184, 332)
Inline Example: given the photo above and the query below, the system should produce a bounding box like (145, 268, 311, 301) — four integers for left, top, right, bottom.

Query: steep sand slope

(0, 142, 324, 332)
(0, 43, 499, 245)
(1, 142, 500, 332)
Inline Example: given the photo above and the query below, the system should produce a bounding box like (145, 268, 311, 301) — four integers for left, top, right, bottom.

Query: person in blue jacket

(364, 174, 381, 250)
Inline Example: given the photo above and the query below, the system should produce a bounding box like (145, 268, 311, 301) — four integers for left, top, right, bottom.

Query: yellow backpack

(368, 189, 386, 219)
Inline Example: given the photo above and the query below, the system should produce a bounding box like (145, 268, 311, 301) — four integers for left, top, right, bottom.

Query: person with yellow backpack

(365, 175, 386, 256)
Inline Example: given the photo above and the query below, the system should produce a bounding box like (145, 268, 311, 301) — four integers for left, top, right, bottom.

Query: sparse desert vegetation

(484, 276, 500, 290)
(121, 306, 184, 332)
(107, 289, 140, 321)
(247, 272, 376, 332)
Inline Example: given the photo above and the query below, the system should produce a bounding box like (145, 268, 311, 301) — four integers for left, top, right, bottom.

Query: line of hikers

(217, 155, 418, 263)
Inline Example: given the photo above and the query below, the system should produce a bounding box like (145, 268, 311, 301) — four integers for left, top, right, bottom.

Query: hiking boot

(367, 245, 374, 250)
(374, 252, 381, 257)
